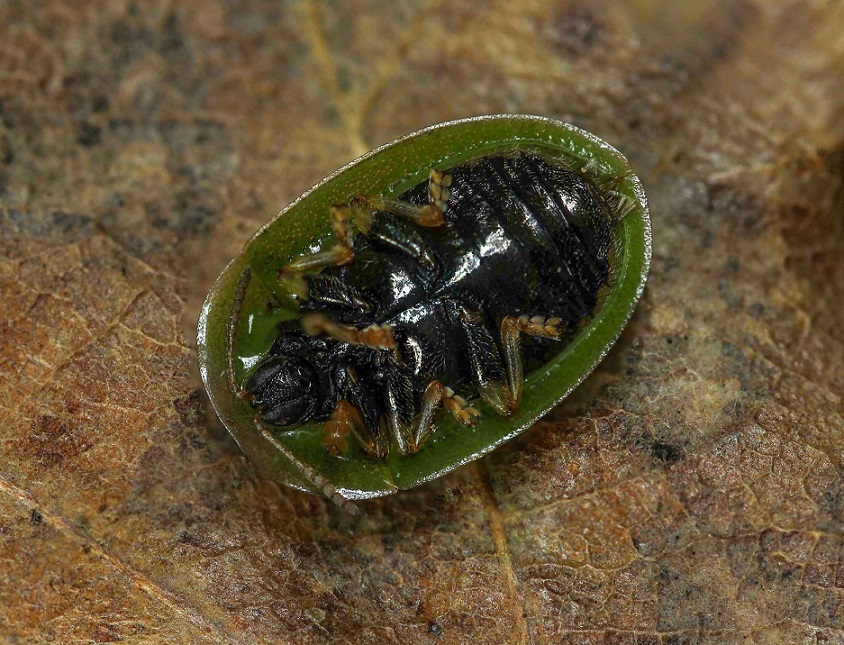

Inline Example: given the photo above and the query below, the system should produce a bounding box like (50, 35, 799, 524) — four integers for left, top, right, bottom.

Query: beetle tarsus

(278, 205, 355, 297)
(427, 168, 451, 221)
(399, 380, 477, 455)
(500, 314, 565, 406)
(349, 168, 450, 230)
(515, 314, 564, 339)
(441, 385, 481, 427)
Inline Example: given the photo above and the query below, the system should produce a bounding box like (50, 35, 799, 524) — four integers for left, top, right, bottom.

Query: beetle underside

(231, 152, 612, 459)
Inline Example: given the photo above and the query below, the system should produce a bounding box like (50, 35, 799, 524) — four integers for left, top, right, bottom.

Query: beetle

(197, 115, 651, 508)
(246, 151, 613, 457)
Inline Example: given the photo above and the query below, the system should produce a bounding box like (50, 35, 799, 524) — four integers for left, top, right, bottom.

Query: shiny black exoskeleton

(247, 152, 612, 458)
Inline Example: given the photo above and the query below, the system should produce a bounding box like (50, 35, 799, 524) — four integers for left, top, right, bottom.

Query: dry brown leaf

(1, 1, 843, 643)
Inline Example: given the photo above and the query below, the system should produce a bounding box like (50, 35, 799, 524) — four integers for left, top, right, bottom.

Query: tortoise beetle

(197, 115, 651, 508)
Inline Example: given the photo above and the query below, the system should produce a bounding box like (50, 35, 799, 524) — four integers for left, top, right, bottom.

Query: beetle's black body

(247, 151, 612, 457)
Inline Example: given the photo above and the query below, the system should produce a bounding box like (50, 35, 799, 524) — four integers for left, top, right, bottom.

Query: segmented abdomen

(402, 152, 612, 332)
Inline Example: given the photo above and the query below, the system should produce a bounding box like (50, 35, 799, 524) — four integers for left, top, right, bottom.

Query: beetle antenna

(227, 266, 252, 398)
(253, 416, 361, 516)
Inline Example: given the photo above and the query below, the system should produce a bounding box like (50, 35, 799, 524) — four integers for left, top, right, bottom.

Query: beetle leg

(449, 301, 519, 416)
(357, 196, 444, 228)
(305, 274, 373, 314)
(227, 266, 255, 400)
(406, 381, 442, 455)
(348, 168, 450, 230)
(500, 315, 564, 405)
(366, 213, 440, 273)
(382, 369, 415, 456)
(330, 364, 391, 458)
(428, 168, 452, 219)
(400, 380, 480, 455)
(325, 399, 388, 458)
(278, 205, 355, 298)
(280, 172, 450, 298)
(441, 385, 481, 427)
(301, 312, 397, 350)
(324, 400, 354, 455)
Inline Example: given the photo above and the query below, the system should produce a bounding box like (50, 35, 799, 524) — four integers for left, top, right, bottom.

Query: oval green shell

(197, 115, 651, 502)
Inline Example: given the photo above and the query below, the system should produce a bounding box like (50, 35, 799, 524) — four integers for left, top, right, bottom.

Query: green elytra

(197, 115, 651, 505)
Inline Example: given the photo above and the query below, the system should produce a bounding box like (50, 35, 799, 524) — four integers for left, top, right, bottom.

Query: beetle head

(247, 354, 321, 425)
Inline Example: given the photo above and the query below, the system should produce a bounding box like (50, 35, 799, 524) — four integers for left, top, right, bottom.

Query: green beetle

(197, 115, 651, 510)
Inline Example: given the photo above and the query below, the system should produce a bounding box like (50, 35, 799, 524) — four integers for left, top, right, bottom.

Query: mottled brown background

(1, 1, 843, 643)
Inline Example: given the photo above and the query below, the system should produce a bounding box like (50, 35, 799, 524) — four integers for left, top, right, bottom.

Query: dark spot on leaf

(20, 415, 92, 469)
(1, 209, 95, 241)
(161, 12, 185, 56)
(147, 188, 220, 234)
(77, 121, 102, 147)
(2, 139, 13, 165)
(427, 621, 443, 636)
(176, 530, 204, 547)
(721, 341, 747, 365)
(719, 276, 742, 309)
(818, 480, 844, 530)
(92, 622, 121, 643)
(650, 441, 681, 463)
(174, 390, 204, 428)
(545, 5, 605, 58)
(748, 302, 766, 318)
(188, 433, 207, 450)
(92, 94, 110, 113)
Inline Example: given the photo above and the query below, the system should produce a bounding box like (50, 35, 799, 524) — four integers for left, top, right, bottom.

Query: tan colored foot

(515, 314, 564, 339)
(278, 205, 355, 296)
(441, 385, 480, 427)
(427, 169, 452, 221)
